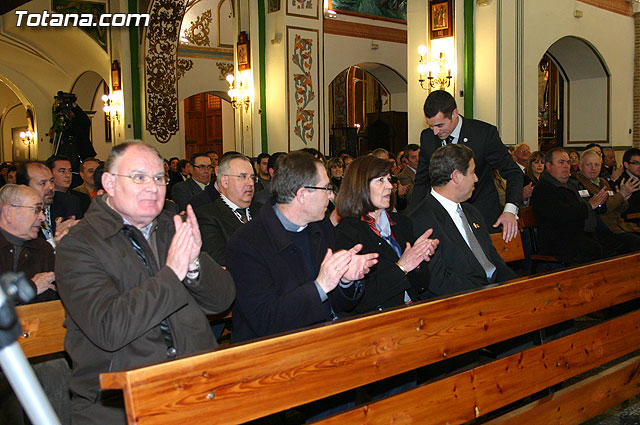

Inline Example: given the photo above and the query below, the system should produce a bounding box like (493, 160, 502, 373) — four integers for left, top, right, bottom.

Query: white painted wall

(323, 14, 408, 153)
(0, 0, 110, 160)
(522, 0, 633, 147)
(569, 77, 608, 143)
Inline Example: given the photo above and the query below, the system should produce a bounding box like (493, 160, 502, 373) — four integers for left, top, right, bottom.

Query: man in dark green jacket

(56, 141, 235, 425)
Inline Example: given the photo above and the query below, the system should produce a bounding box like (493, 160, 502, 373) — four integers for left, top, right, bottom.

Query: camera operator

(50, 92, 97, 174)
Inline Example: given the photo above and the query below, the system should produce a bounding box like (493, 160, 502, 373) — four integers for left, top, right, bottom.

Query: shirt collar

(106, 197, 155, 240)
(451, 115, 463, 141)
(431, 188, 460, 217)
(273, 203, 306, 232)
(220, 193, 242, 211)
(193, 179, 207, 191)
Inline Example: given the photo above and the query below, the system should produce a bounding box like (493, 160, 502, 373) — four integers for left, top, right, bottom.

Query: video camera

(53, 91, 77, 119)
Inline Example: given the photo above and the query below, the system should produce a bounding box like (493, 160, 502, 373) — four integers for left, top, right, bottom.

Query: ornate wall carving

(216, 61, 234, 80)
(183, 9, 212, 46)
(144, 0, 188, 143)
(177, 59, 194, 80)
(332, 70, 347, 127)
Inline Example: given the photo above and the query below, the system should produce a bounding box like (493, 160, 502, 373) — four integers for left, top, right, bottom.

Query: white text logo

(15, 10, 150, 27)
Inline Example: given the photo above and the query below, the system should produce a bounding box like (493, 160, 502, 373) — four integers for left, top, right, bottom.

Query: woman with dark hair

(335, 155, 438, 314)
(524, 151, 545, 185)
(567, 149, 580, 177)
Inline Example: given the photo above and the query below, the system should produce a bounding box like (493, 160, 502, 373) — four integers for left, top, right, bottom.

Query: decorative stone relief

(144, 0, 188, 143)
(332, 70, 347, 127)
(177, 59, 194, 80)
(183, 9, 212, 46)
(216, 62, 234, 80)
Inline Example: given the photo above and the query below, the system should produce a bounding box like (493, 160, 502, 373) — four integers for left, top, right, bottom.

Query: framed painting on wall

(286, 26, 320, 151)
(286, 0, 318, 19)
(430, 0, 453, 39)
(268, 0, 281, 13)
(237, 31, 250, 71)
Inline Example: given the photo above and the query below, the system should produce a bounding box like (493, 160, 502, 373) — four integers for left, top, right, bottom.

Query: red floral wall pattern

(287, 27, 319, 151)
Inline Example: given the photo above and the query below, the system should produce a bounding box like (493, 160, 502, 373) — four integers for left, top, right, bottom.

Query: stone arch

(539, 36, 610, 148)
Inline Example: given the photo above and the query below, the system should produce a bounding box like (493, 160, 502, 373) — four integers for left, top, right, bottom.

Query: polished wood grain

(486, 355, 640, 424)
(490, 231, 525, 263)
(319, 309, 640, 424)
(100, 253, 640, 425)
(16, 300, 66, 358)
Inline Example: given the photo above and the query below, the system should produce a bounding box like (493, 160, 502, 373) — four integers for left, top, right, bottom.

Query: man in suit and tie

(196, 153, 257, 266)
(397, 144, 420, 204)
(409, 144, 516, 297)
(171, 153, 213, 211)
(412, 90, 522, 242)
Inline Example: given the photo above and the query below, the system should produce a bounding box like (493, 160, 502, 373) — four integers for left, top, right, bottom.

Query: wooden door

(184, 93, 224, 159)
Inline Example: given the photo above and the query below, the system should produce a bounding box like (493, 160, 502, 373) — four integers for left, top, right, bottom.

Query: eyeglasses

(193, 165, 214, 170)
(11, 204, 43, 215)
(224, 173, 256, 182)
(111, 173, 168, 185)
(304, 185, 334, 192)
(628, 161, 640, 166)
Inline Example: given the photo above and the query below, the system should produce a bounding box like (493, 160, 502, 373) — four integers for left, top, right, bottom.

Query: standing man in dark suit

(413, 90, 522, 242)
(171, 153, 213, 211)
(409, 144, 515, 296)
(196, 153, 257, 266)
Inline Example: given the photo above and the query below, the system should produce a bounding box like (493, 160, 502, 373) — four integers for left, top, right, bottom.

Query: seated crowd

(3, 99, 640, 425)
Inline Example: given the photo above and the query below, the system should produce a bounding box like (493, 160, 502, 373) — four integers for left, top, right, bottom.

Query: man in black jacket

(532, 148, 633, 264)
(196, 153, 257, 266)
(410, 144, 515, 296)
(413, 90, 522, 243)
(227, 151, 377, 343)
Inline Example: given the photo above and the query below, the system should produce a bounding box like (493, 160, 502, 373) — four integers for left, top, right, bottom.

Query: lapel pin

(473, 223, 480, 228)
(463, 138, 468, 143)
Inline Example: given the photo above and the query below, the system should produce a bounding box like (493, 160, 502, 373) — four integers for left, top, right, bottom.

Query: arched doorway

(0, 78, 34, 162)
(71, 70, 111, 160)
(328, 63, 406, 157)
(538, 36, 609, 152)
(183, 91, 234, 159)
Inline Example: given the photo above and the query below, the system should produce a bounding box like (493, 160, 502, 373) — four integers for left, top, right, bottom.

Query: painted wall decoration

(177, 59, 194, 80)
(286, 0, 318, 19)
(332, 70, 347, 127)
(183, 9, 212, 46)
(330, 0, 406, 20)
(144, 0, 188, 143)
(216, 62, 234, 80)
(287, 27, 319, 150)
(52, 0, 108, 50)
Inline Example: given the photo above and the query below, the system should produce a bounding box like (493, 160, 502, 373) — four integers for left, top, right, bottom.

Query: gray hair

(218, 153, 251, 177)
(0, 184, 38, 210)
(105, 140, 163, 173)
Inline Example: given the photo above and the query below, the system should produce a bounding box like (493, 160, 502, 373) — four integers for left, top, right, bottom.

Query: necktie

(236, 208, 248, 223)
(123, 226, 177, 358)
(456, 205, 497, 282)
(441, 135, 454, 147)
(42, 207, 55, 248)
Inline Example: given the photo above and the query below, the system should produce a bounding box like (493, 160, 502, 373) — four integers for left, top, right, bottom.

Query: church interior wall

(0, 0, 110, 161)
(522, 0, 633, 148)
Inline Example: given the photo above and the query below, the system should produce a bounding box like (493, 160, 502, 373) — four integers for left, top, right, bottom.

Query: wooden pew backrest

(16, 300, 66, 358)
(100, 253, 640, 425)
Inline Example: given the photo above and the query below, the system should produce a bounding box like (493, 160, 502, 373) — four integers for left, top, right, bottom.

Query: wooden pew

(490, 230, 525, 263)
(16, 300, 66, 358)
(100, 252, 640, 425)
